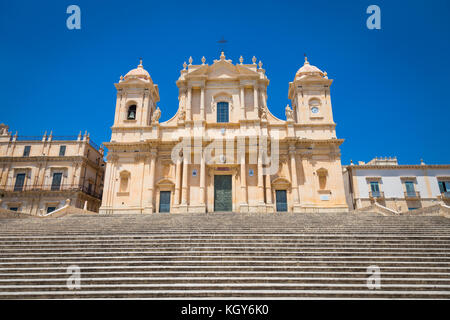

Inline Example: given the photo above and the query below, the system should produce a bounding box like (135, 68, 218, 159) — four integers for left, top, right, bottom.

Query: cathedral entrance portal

(214, 175, 232, 212)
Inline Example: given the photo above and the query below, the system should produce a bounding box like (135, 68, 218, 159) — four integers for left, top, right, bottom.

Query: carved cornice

(346, 164, 450, 170)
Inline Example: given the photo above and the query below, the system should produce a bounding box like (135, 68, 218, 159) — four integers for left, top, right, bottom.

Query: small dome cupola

(294, 56, 325, 80)
(122, 59, 152, 82)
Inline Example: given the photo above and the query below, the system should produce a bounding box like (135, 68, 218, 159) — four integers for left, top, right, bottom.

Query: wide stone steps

(0, 212, 449, 299)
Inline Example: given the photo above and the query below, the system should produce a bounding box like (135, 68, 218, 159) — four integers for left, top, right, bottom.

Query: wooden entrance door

(214, 175, 232, 212)
(159, 191, 171, 213)
(276, 190, 288, 212)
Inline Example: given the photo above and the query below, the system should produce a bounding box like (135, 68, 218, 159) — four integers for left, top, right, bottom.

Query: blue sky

(1, 0, 449, 165)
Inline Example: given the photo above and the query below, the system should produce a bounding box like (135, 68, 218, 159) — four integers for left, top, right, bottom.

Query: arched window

(217, 102, 229, 123)
(127, 105, 137, 120)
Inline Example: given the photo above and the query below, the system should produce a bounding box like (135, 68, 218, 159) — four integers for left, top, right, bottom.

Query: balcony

(404, 191, 421, 200)
(0, 184, 102, 200)
(369, 191, 385, 199)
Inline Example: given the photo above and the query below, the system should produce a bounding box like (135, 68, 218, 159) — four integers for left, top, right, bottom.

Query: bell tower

(112, 59, 160, 129)
(288, 57, 336, 139)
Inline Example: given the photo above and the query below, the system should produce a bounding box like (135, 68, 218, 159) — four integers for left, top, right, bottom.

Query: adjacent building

(0, 123, 105, 215)
(100, 53, 348, 214)
(343, 157, 450, 212)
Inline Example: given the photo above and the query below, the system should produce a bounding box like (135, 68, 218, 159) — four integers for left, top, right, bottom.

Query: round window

(311, 107, 319, 114)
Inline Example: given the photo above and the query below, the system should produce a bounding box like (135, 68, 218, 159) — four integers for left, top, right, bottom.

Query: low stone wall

(0, 208, 34, 219)
(402, 203, 450, 217)
(41, 205, 98, 218)
(355, 202, 400, 216)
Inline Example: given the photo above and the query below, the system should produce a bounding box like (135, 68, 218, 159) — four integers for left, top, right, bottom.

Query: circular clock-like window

(311, 107, 319, 114)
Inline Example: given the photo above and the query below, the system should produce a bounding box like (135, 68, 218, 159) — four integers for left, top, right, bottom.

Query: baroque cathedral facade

(99, 53, 348, 214)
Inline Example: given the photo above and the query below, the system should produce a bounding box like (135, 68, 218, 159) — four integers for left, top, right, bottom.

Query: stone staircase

(0, 212, 449, 299)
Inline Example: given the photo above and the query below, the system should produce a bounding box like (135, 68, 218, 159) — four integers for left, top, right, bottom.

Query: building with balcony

(343, 157, 450, 212)
(0, 123, 105, 215)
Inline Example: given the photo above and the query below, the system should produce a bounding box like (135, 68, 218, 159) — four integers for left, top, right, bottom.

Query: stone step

(0, 289, 449, 299)
(0, 212, 448, 299)
(1, 261, 449, 270)
(2, 249, 449, 257)
(2, 270, 449, 278)
(2, 265, 449, 273)
(0, 282, 449, 292)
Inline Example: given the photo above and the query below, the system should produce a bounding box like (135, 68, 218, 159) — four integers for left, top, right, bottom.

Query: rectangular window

(59, 146, 66, 156)
(47, 207, 56, 214)
(14, 173, 26, 191)
(216, 102, 229, 123)
(370, 181, 380, 197)
(51, 173, 62, 191)
(405, 181, 415, 196)
(9, 207, 18, 212)
(23, 146, 31, 157)
(439, 181, 450, 193)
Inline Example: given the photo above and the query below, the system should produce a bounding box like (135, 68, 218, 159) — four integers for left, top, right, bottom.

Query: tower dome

(123, 59, 152, 81)
(295, 56, 324, 79)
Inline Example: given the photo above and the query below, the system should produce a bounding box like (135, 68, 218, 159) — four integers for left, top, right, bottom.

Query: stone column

(174, 156, 182, 205)
(290, 146, 300, 204)
(113, 90, 123, 126)
(199, 151, 206, 205)
(257, 151, 264, 204)
(254, 86, 258, 110)
(148, 149, 157, 212)
(200, 86, 205, 121)
(265, 173, 272, 204)
(141, 89, 149, 126)
(240, 86, 246, 120)
(240, 152, 247, 204)
(186, 86, 192, 121)
(181, 151, 189, 205)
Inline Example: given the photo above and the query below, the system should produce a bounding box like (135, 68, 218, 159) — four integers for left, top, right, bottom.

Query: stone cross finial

(201, 56, 206, 65)
(239, 56, 243, 64)
(252, 56, 257, 64)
